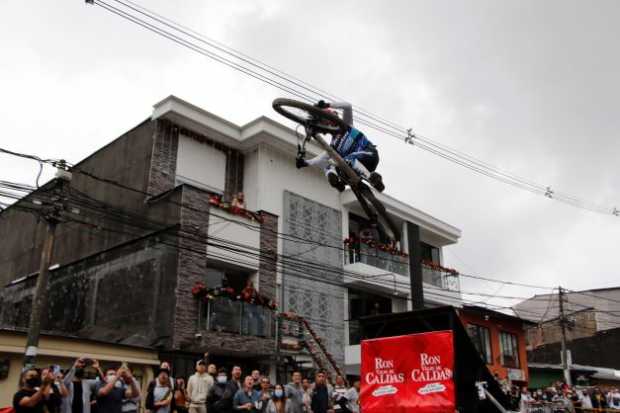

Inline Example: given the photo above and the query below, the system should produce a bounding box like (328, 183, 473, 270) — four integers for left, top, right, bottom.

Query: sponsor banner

(361, 330, 455, 413)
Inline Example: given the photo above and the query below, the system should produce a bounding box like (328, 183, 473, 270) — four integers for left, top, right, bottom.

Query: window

(467, 324, 492, 364)
(347, 288, 393, 345)
(420, 242, 440, 264)
(499, 331, 520, 368)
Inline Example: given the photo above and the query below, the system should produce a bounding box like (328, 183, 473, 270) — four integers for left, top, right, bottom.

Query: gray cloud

(1, 0, 618, 307)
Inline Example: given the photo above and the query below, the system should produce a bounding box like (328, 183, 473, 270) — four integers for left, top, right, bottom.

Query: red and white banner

(360, 330, 455, 413)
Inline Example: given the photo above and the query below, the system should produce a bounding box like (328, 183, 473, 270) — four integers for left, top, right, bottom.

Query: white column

(341, 207, 349, 239)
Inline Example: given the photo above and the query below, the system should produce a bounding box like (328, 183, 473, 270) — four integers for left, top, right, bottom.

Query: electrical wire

(85, 0, 620, 218)
(0, 154, 568, 294)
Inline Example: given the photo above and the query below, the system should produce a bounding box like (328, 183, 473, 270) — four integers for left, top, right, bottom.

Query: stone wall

(0, 234, 178, 348)
(259, 211, 278, 301)
(172, 186, 210, 349)
(146, 120, 179, 197)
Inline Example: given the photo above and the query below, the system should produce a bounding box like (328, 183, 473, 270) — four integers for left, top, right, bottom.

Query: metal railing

(422, 267, 460, 292)
(203, 297, 275, 338)
(344, 243, 409, 276)
(522, 401, 573, 412)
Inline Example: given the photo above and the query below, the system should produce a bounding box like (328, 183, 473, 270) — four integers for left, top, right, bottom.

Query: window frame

(499, 331, 520, 368)
(467, 323, 493, 365)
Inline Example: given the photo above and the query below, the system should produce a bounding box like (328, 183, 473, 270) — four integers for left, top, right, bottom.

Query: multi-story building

(457, 305, 533, 385)
(0, 96, 462, 384)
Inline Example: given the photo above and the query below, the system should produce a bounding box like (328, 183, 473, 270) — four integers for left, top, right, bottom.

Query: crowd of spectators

(495, 378, 620, 412)
(12, 357, 360, 413)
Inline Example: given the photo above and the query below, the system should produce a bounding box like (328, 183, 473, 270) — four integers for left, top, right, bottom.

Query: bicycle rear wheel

(272, 98, 348, 135)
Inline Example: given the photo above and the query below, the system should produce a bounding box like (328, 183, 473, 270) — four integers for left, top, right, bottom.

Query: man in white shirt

(187, 360, 214, 413)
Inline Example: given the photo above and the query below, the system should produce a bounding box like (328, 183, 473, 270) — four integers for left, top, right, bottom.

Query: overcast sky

(1, 0, 619, 309)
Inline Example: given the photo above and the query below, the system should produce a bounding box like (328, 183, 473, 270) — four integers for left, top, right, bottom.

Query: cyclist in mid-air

(296, 100, 384, 193)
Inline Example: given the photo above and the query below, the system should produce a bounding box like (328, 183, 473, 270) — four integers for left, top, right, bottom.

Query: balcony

(422, 267, 460, 292)
(202, 297, 275, 338)
(344, 243, 409, 276)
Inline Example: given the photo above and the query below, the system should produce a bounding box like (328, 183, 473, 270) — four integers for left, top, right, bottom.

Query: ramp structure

(359, 306, 511, 413)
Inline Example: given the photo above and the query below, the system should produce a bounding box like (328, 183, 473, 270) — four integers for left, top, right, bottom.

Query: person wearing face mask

(264, 385, 292, 413)
(13, 368, 54, 413)
(207, 368, 236, 413)
(95, 367, 140, 413)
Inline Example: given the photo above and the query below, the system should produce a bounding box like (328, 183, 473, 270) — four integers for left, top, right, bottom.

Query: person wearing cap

(187, 360, 214, 413)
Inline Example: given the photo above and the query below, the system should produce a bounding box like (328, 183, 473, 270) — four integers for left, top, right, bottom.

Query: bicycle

(272, 98, 401, 245)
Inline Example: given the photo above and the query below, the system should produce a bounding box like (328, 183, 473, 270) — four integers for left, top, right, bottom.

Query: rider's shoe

(327, 171, 346, 192)
(369, 172, 385, 192)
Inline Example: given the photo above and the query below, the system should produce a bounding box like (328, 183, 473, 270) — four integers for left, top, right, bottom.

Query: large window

(467, 324, 492, 364)
(499, 331, 520, 368)
(348, 288, 392, 345)
(421, 242, 440, 264)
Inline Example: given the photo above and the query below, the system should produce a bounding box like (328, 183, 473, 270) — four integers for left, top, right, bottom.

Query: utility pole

(22, 165, 71, 369)
(558, 286, 572, 386)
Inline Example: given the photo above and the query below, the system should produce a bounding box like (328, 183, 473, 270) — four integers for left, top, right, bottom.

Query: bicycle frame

(301, 125, 402, 245)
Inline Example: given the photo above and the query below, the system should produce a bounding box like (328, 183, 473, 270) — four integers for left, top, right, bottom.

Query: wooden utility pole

(558, 286, 572, 385)
(23, 219, 58, 368)
(22, 169, 70, 369)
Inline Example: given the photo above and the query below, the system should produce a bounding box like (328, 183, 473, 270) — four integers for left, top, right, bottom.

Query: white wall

(206, 210, 261, 270)
(255, 143, 341, 218)
(176, 134, 227, 193)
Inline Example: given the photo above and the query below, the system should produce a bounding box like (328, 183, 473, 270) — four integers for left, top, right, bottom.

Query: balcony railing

(203, 297, 275, 338)
(422, 267, 460, 291)
(344, 243, 409, 276)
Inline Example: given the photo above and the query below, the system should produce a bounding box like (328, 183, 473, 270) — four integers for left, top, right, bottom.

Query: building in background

(527, 326, 620, 388)
(514, 288, 620, 348)
(0, 96, 462, 382)
(457, 305, 533, 386)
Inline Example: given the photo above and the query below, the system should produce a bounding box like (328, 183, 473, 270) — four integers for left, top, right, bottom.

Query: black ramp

(359, 306, 510, 413)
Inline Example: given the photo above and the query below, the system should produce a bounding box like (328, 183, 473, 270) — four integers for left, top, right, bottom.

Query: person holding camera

(14, 368, 56, 413)
(62, 358, 104, 413)
(96, 366, 140, 413)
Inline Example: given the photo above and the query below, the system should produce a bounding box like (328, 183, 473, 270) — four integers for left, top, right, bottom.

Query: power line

(84, 0, 620, 218)
(4, 184, 562, 319)
(0, 152, 578, 294)
(2, 180, 536, 304)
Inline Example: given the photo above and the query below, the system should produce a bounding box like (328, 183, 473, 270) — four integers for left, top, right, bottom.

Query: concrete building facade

(0, 96, 462, 379)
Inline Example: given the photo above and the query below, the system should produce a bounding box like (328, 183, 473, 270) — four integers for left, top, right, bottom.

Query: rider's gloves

(316, 100, 329, 109)
(296, 157, 309, 169)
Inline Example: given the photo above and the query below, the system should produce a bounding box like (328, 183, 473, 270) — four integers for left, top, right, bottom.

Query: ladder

(278, 312, 344, 379)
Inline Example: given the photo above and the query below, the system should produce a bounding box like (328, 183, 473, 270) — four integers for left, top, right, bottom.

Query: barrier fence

(523, 401, 620, 412)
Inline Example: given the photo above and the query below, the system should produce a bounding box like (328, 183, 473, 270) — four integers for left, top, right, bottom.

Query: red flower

(191, 281, 207, 297)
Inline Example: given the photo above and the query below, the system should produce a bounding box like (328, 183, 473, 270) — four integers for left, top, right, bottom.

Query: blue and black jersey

(331, 127, 374, 158)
